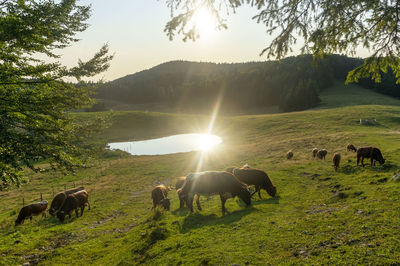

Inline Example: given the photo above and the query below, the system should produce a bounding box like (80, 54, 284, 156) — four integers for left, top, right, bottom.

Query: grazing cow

(333, 153, 341, 171)
(176, 177, 201, 210)
(357, 147, 385, 167)
(317, 149, 328, 159)
(151, 185, 170, 211)
(179, 171, 251, 213)
(49, 187, 85, 216)
(312, 148, 318, 158)
(15, 201, 48, 226)
(286, 150, 293, 159)
(57, 190, 90, 222)
(347, 144, 357, 152)
(227, 167, 276, 199)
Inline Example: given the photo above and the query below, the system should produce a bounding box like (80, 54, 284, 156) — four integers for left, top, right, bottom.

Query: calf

(286, 150, 293, 159)
(15, 201, 48, 226)
(179, 171, 251, 213)
(57, 190, 90, 222)
(227, 167, 276, 199)
(151, 185, 170, 210)
(312, 148, 318, 158)
(347, 144, 357, 152)
(317, 149, 328, 159)
(333, 153, 341, 171)
(49, 187, 85, 216)
(357, 147, 385, 167)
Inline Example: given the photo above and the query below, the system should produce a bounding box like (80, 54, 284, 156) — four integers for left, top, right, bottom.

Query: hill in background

(94, 55, 400, 114)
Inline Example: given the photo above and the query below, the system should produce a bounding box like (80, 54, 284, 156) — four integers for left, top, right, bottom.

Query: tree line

(98, 54, 396, 113)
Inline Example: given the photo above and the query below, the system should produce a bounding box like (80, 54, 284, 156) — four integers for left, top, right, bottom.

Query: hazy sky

(60, 1, 370, 81)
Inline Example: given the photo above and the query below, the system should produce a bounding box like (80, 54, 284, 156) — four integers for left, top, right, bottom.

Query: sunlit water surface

(107, 133, 222, 155)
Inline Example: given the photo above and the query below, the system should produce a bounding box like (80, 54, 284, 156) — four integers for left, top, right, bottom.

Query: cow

(312, 148, 318, 158)
(49, 187, 85, 216)
(227, 167, 276, 199)
(179, 171, 251, 213)
(317, 149, 328, 159)
(151, 185, 170, 211)
(333, 153, 341, 171)
(57, 190, 90, 222)
(347, 144, 357, 152)
(286, 150, 293, 159)
(176, 177, 201, 210)
(356, 147, 385, 167)
(15, 201, 48, 226)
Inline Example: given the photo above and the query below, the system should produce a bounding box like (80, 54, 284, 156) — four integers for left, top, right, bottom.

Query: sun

(194, 8, 216, 39)
(196, 134, 222, 151)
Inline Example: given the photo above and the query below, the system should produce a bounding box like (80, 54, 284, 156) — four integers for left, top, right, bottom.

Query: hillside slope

(318, 81, 400, 108)
(1, 105, 400, 264)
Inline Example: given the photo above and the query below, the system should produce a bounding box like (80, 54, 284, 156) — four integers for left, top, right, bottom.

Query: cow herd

(288, 144, 385, 171)
(15, 187, 90, 226)
(15, 143, 386, 225)
(152, 143, 386, 214)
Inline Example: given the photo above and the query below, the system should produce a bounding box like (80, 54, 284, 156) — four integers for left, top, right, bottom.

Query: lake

(107, 133, 222, 155)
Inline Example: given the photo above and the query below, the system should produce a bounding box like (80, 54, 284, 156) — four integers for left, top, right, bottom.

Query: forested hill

(96, 55, 400, 113)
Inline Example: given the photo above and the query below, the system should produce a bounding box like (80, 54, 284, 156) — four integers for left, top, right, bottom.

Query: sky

(59, 1, 370, 81)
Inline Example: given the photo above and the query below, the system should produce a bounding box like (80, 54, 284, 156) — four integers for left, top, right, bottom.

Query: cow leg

(179, 198, 184, 208)
(75, 209, 79, 218)
(357, 155, 360, 166)
(219, 193, 227, 213)
(87, 201, 91, 210)
(30, 216, 33, 222)
(152, 198, 157, 209)
(257, 186, 262, 199)
(371, 158, 374, 167)
(195, 195, 202, 211)
(81, 206, 85, 216)
(186, 193, 194, 212)
(361, 157, 365, 167)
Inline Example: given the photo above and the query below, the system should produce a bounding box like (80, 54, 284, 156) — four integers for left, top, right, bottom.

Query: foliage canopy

(0, 0, 113, 189)
(164, 0, 400, 83)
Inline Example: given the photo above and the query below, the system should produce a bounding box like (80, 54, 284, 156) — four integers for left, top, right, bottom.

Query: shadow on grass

(341, 161, 397, 175)
(180, 206, 254, 233)
(251, 196, 280, 206)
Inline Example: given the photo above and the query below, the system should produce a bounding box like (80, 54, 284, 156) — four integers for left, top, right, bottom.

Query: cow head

(379, 158, 386, 165)
(14, 219, 22, 226)
(238, 187, 252, 206)
(160, 198, 170, 211)
(57, 211, 66, 222)
(267, 186, 277, 197)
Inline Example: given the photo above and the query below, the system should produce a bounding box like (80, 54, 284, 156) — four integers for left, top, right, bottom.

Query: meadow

(1, 84, 400, 265)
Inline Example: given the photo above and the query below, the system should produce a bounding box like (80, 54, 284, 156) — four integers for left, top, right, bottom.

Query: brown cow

(176, 177, 201, 210)
(347, 144, 357, 152)
(317, 149, 328, 159)
(179, 171, 251, 213)
(227, 167, 276, 199)
(357, 147, 385, 167)
(57, 190, 90, 222)
(333, 153, 341, 171)
(286, 150, 293, 159)
(151, 185, 170, 210)
(312, 148, 318, 158)
(15, 201, 48, 226)
(49, 187, 85, 216)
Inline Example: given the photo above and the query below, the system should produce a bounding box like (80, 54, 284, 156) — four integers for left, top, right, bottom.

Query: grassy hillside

(318, 81, 400, 108)
(1, 104, 400, 265)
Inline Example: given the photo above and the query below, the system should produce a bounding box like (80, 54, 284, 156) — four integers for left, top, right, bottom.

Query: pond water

(107, 133, 222, 155)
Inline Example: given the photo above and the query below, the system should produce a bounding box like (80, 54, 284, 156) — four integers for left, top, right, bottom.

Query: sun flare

(196, 134, 222, 151)
(194, 8, 216, 39)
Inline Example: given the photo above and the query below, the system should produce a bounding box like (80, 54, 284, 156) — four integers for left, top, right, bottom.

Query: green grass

(2, 92, 400, 264)
(318, 81, 400, 108)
